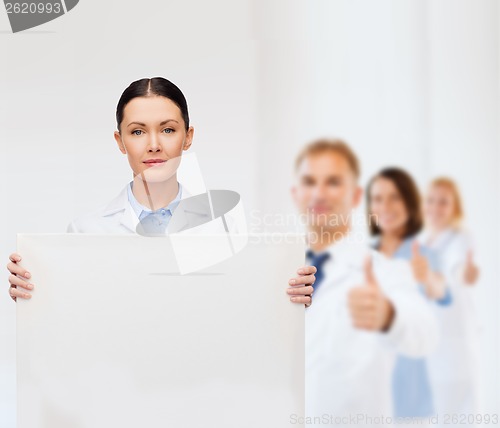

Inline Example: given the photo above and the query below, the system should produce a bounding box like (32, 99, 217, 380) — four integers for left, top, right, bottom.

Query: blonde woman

(420, 177, 480, 425)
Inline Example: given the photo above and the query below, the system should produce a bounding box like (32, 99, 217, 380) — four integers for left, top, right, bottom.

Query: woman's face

(424, 185, 456, 230)
(114, 96, 194, 183)
(369, 177, 409, 236)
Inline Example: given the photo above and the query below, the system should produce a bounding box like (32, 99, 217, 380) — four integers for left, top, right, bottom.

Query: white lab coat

(66, 183, 208, 234)
(419, 228, 480, 424)
(305, 235, 439, 428)
(65, 182, 247, 273)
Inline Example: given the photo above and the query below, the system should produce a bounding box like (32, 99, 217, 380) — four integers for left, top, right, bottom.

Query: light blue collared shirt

(127, 181, 183, 229)
(371, 235, 451, 418)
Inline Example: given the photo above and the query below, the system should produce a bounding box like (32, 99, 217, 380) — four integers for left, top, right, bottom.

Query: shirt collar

(371, 235, 414, 256)
(306, 231, 372, 283)
(397, 236, 415, 256)
(127, 181, 183, 220)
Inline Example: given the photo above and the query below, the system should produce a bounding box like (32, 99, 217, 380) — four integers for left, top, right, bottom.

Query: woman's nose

(148, 135, 161, 152)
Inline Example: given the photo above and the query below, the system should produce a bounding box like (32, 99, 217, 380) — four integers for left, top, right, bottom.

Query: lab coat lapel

(327, 236, 366, 286)
(100, 182, 209, 235)
(119, 203, 140, 233)
(100, 184, 138, 234)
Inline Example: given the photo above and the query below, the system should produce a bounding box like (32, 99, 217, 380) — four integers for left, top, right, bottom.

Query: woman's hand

(421, 271, 447, 300)
(7, 253, 33, 301)
(463, 250, 479, 286)
(410, 242, 446, 300)
(287, 265, 316, 307)
(410, 241, 431, 284)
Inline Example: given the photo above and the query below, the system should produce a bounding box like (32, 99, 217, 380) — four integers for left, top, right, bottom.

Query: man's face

(292, 152, 362, 230)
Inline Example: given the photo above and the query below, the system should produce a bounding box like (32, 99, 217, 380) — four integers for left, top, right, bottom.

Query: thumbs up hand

(410, 241, 430, 284)
(463, 250, 479, 285)
(348, 255, 395, 332)
(410, 240, 447, 299)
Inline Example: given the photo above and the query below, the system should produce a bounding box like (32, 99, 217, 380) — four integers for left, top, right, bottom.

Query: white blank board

(17, 234, 305, 428)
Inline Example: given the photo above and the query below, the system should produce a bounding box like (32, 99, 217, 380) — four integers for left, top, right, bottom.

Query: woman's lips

(379, 214, 398, 223)
(143, 160, 166, 168)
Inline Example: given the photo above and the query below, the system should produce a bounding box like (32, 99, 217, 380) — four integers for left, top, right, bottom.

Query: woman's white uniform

(66, 182, 206, 234)
(65, 181, 247, 273)
(419, 228, 481, 426)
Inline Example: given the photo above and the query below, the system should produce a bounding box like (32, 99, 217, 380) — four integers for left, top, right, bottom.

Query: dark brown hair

(367, 167, 423, 238)
(116, 77, 190, 132)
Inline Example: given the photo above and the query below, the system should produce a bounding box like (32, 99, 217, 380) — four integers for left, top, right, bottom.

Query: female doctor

(366, 167, 451, 421)
(419, 177, 480, 424)
(7, 77, 316, 304)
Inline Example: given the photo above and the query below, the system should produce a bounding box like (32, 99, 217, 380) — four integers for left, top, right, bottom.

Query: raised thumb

(364, 254, 377, 287)
(411, 240, 421, 259)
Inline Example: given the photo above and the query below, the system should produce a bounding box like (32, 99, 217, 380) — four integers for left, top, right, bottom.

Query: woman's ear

(182, 126, 195, 151)
(114, 131, 127, 154)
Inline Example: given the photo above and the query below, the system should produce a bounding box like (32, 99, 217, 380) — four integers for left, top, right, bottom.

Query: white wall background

(1, 0, 498, 426)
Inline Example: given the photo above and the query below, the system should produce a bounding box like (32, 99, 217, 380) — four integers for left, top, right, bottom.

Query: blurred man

(292, 139, 439, 427)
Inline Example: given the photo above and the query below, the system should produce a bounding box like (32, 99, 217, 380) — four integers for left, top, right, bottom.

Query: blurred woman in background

(366, 167, 451, 422)
(420, 177, 480, 426)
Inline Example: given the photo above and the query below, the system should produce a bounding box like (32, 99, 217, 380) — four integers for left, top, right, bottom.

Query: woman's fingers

(9, 274, 33, 291)
(7, 261, 31, 279)
(9, 273, 33, 300)
(9, 285, 31, 300)
(7, 253, 31, 301)
(9, 253, 22, 263)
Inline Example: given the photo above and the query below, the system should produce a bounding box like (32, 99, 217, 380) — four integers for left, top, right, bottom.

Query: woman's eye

(162, 128, 174, 134)
(132, 130, 143, 136)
